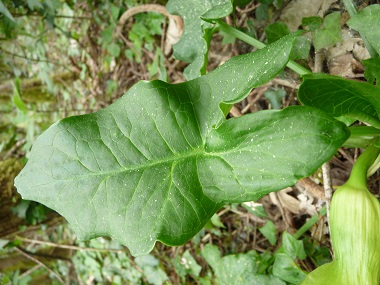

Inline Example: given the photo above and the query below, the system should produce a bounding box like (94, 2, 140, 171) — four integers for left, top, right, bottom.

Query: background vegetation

(0, 0, 377, 284)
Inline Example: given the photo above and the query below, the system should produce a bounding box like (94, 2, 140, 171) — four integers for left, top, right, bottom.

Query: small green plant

(12, 0, 380, 284)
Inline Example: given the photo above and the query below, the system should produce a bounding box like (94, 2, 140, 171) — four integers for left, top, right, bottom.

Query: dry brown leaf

(164, 16, 183, 55)
(276, 187, 301, 215)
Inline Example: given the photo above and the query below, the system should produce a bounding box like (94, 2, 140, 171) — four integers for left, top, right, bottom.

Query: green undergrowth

(1, 204, 330, 284)
(2, 0, 380, 284)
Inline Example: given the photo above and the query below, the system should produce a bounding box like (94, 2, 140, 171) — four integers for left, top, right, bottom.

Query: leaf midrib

(58, 147, 207, 181)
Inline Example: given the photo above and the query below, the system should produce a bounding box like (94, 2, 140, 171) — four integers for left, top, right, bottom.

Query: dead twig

(296, 177, 325, 200)
(16, 236, 129, 253)
(114, 4, 183, 39)
(14, 247, 66, 285)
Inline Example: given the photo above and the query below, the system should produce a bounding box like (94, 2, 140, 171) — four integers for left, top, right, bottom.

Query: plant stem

(348, 126, 380, 137)
(347, 141, 380, 189)
(1, 49, 67, 67)
(215, 20, 312, 76)
(343, 126, 380, 148)
(293, 205, 327, 240)
(342, 0, 379, 58)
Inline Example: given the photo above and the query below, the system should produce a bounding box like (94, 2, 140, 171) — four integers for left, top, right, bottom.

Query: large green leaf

(347, 4, 380, 56)
(298, 73, 380, 127)
(166, 0, 233, 80)
(15, 34, 348, 256)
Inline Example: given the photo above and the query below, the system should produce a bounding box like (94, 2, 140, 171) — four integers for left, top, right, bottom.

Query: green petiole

(344, 126, 380, 148)
(293, 205, 327, 240)
(215, 19, 312, 76)
(346, 140, 380, 189)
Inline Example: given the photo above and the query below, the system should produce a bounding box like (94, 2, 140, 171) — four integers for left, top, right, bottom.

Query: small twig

(3, 138, 26, 159)
(14, 247, 65, 285)
(241, 84, 270, 114)
(10, 12, 93, 20)
(322, 163, 332, 213)
(322, 162, 333, 250)
(338, 148, 355, 165)
(114, 4, 183, 40)
(16, 236, 128, 253)
(0, 48, 69, 68)
(271, 78, 300, 89)
(236, 3, 260, 14)
(269, 192, 290, 230)
(313, 50, 325, 73)
(19, 264, 42, 279)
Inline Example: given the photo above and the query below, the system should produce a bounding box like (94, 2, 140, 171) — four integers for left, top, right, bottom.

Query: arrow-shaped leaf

(15, 34, 348, 256)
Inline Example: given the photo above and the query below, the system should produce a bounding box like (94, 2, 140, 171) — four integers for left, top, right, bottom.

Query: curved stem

(344, 126, 380, 148)
(348, 126, 380, 137)
(347, 140, 380, 188)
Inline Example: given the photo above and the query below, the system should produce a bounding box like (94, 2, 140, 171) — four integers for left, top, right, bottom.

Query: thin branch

(114, 4, 183, 40)
(3, 138, 26, 160)
(14, 247, 66, 285)
(19, 264, 43, 279)
(1, 48, 69, 68)
(11, 12, 92, 20)
(16, 236, 129, 253)
(322, 161, 333, 252)
(55, 14, 93, 20)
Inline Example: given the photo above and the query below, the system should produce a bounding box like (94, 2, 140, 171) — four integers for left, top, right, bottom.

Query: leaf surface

(298, 73, 380, 127)
(265, 22, 290, 44)
(347, 4, 380, 56)
(166, 0, 233, 80)
(15, 35, 348, 256)
(302, 16, 322, 32)
(280, 231, 306, 260)
(363, 57, 380, 85)
(265, 22, 310, 60)
(273, 253, 307, 284)
(313, 12, 341, 51)
(0, 0, 15, 22)
(202, 244, 286, 285)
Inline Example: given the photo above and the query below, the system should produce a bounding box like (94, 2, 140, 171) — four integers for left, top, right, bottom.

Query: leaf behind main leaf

(347, 4, 380, 56)
(166, 0, 233, 80)
(298, 73, 380, 127)
(15, 34, 348, 256)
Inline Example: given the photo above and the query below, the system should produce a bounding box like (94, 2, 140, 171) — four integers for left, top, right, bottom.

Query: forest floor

(0, 0, 377, 284)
